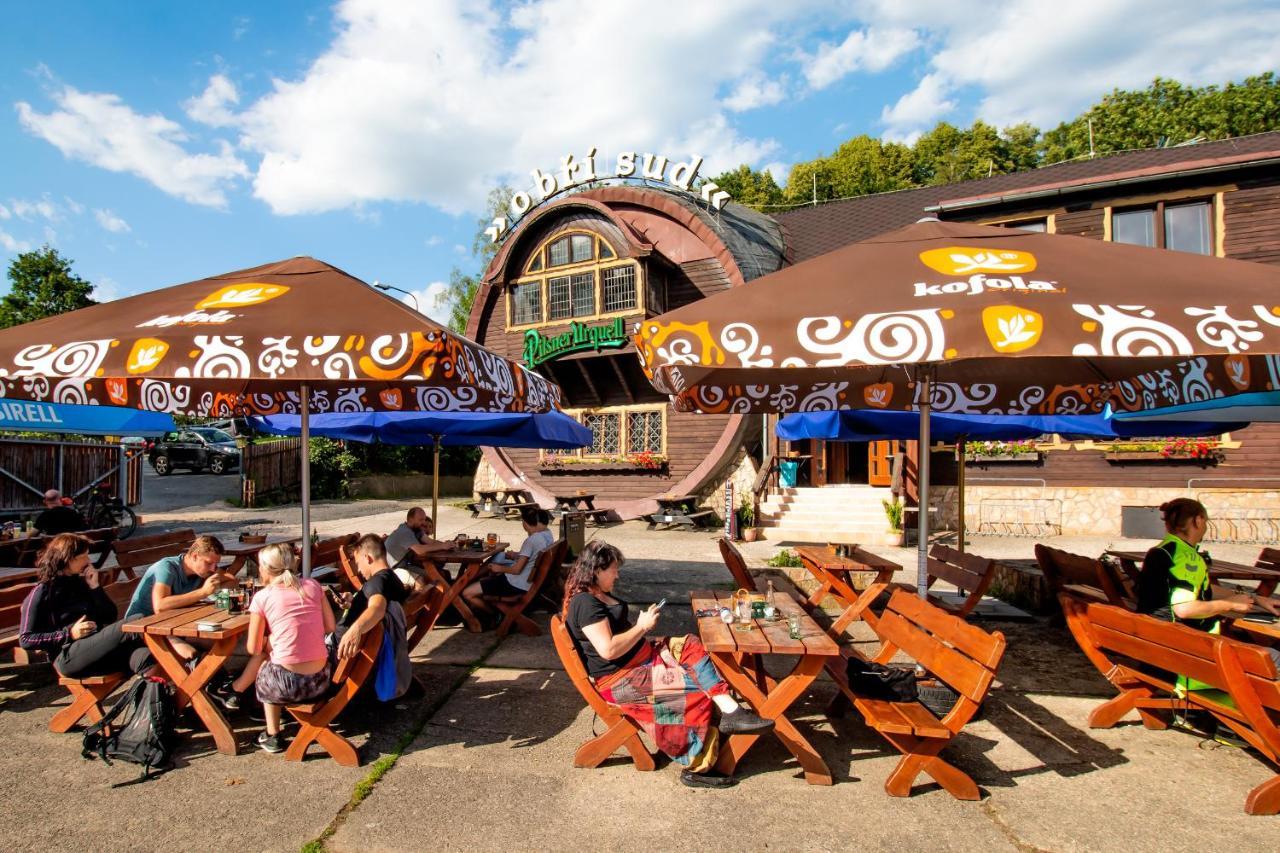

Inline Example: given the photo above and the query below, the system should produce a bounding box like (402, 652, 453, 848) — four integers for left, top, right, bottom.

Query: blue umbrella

(777, 408, 1243, 551)
(1112, 390, 1280, 424)
(0, 400, 174, 436)
(250, 410, 591, 524)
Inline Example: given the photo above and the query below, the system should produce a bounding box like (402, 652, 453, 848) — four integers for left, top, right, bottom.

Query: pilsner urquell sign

(523, 318, 628, 369)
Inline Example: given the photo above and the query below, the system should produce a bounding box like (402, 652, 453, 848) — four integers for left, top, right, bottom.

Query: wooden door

(868, 441, 896, 487)
(827, 441, 848, 485)
(811, 440, 827, 487)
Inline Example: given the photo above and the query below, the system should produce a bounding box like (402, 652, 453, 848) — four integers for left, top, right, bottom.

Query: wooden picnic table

(0, 526, 119, 572)
(794, 545, 901, 634)
(471, 488, 538, 519)
(410, 542, 508, 635)
(1228, 611, 1280, 644)
(552, 493, 596, 513)
(216, 534, 303, 575)
(691, 588, 840, 785)
(122, 604, 249, 755)
(644, 495, 715, 530)
(1106, 549, 1280, 598)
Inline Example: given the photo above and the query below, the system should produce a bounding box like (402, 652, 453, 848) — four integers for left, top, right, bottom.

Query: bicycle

(79, 485, 139, 539)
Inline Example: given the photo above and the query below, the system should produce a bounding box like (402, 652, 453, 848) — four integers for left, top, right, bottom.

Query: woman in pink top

(245, 543, 336, 753)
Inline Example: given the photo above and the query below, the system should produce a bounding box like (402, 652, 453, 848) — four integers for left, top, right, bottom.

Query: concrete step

(757, 525, 902, 547)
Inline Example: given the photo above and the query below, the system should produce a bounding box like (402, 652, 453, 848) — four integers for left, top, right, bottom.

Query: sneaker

(718, 707, 776, 736)
(680, 769, 735, 789)
(257, 731, 287, 754)
(210, 683, 243, 712)
(1212, 724, 1250, 749)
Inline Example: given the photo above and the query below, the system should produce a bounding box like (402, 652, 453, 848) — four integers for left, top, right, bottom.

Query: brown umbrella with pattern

(634, 218, 1280, 591)
(0, 256, 562, 572)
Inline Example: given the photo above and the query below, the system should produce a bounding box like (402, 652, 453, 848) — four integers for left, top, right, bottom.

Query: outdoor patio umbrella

(248, 409, 591, 525)
(635, 218, 1280, 593)
(1113, 390, 1280, 423)
(777, 408, 1243, 551)
(0, 401, 174, 436)
(0, 256, 562, 574)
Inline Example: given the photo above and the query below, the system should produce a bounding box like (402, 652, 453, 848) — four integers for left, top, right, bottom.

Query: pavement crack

(980, 798, 1055, 853)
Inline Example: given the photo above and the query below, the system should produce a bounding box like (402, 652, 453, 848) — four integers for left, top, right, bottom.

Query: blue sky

(3, 1, 1278, 324)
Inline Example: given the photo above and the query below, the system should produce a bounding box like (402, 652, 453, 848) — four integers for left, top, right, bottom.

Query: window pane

(571, 234, 594, 263)
(585, 413, 620, 455)
(1007, 219, 1046, 232)
(570, 270, 593, 317)
(511, 281, 542, 325)
(526, 253, 543, 273)
(548, 237, 570, 267)
(1164, 202, 1211, 255)
(602, 265, 637, 312)
(548, 276, 571, 321)
(627, 411, 662, 453)
(1113, 209, 1156, 247)
(598, 240, 615, 260)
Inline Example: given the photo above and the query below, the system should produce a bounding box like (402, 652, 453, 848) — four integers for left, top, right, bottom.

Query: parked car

(148, 427, 240, 475)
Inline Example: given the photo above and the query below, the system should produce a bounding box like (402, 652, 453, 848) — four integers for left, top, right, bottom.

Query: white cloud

(397, 281, 451, 326)
(63, 196, 84, 215)
(424, 234, 443, 247)
(91, 276, 121, 302)
(184, 74, 240, 128)
(17, 84, 248, 207)
(800, 26, 920, 90)
(880, 73, 955, 142)
(9, 196, 60, 222)
(0, 230, 31, 252)
(723, 72, 787, 112)
(236, 0, 799, 215)
(763, 161, 791, 186)
(0, 203, 9, 220)
(94, 208, 131, 233)
(864, 0, 1280, 139)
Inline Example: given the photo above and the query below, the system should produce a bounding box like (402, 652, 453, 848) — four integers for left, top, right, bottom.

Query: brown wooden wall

(1224, 176, 1280, 264)
(1053, 207, 1105, 239)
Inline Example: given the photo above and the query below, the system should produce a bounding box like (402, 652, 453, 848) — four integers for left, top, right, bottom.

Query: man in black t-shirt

(35, 490, 86, 535)
(336, 534, 424, 660)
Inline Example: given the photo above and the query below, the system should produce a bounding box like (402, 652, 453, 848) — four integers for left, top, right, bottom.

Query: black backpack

(82, 675, 176, 782)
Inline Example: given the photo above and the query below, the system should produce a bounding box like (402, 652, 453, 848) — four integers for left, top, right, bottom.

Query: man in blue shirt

(125, 534, 234, 618)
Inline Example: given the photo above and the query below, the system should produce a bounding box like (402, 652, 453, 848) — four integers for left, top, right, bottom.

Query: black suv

(149, 427, 241, 475)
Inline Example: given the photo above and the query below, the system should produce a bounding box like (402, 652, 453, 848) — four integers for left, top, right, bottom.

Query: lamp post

(373, 280, 419, 312)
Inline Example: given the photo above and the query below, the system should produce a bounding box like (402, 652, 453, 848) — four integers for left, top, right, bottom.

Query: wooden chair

(109, 528, 196, 583)
(484, 539, 567, 638)
(717, 536, 757, 592)
(832, 589, 1005, 800)
(310, 532, 359, 582)
(284, 622, 383, 766)
(903, 544, 998, 619)
(336, 540, 364, 591)
(1034, 544, 1131, 608)
(1061, 596, 1280, 814)
(0, 581, 36, 655)
(549, 614, 654, 771)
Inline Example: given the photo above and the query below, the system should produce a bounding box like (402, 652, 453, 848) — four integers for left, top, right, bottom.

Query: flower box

(968, 452, 1042, 463)
(1104, 451, 1223, 464)
(540, 460, 669, 474)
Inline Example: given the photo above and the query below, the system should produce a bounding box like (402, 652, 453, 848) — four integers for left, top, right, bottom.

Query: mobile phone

(655, 598, 667, 610)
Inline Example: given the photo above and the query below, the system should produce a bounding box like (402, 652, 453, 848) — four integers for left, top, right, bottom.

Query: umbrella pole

(917, 368, 933, 599)
(431, 436, 441, 533)
(300, 383, 312, 578)
(957, 433, 966, 554)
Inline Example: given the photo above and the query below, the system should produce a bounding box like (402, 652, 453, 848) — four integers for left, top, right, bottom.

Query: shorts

(480, 575, 526, 598)
(255, 658, 333, 706)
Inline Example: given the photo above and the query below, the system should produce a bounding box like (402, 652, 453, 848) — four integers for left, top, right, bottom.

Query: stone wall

(924, 484, 1280, 543)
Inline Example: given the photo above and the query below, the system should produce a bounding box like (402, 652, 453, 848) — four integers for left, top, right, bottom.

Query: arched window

(507, 230, 641, 329)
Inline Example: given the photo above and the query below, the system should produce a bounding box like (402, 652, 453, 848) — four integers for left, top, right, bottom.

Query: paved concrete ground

(2, 497, 1277, 851)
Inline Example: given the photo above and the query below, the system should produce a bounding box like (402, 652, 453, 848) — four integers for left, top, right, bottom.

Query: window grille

(627, 410, 663, 453)
(511, 281, 542, 325)
(602, 265, 637, 313)
(584, 413, 621, 455)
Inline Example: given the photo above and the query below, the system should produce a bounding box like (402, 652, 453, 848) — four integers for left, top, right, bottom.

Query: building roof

(776, 130, 1280, 262)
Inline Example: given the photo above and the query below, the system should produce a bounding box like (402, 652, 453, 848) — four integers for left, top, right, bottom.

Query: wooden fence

(0, 439, 142, 515)
(241, 438, 303, 507)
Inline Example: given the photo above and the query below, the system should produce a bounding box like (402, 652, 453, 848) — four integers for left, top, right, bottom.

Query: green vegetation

(766, 548, 802, 568)
(882, 498, 904, 532)
(1, 246, 96, 328)
(715, 74, 1280, 211)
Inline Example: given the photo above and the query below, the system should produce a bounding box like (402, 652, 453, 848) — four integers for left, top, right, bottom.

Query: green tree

(434, 186, 512, 333)
(710, 164, 785, 211)
(912, 120, 1031, 185)
(1, 246, 97, 328)
(782, 136, 915, 205)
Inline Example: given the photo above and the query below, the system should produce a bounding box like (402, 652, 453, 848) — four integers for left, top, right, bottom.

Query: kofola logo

(914, 246, 1061, 297)
(137, 282, 290, 328)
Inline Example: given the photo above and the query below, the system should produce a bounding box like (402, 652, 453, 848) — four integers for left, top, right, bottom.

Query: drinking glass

(486, 532, 497, 547)
(787, 613, 803, 639)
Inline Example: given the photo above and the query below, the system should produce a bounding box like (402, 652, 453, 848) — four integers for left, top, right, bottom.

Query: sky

(2, 0, 1279, 325)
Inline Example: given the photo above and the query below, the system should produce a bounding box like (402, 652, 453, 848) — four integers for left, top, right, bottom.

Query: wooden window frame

(1107, 197, 1216, 255)
(506, 229, 644, 331)
(549, 403, 668, 460)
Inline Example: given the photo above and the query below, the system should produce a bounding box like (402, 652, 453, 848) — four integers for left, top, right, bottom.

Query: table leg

(424, 561, 484, 633)
(800, 562, 836, 612)
(1255, 578, 1277, 598)
(143, 634, 239, 755)
(710, 651, 832, 785)
(828, 573, 893, 636)
(225, 555, 248, 576)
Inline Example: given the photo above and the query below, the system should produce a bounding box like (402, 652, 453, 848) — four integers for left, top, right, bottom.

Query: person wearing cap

(34, 489, 86, 536)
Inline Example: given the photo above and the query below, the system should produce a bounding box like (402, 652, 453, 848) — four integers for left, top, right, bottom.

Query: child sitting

(244, 543, 336, 753)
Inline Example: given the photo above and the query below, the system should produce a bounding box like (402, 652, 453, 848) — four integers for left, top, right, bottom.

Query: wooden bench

(1254, 548, 1280, 598)
(109, 528, 196, 583)
(894, 544, 998, 619)
(482, 539, 567, 638)
(831, 589, 1005, 800)
(1034, 544, 1131, 609)
(549, 614, 655, 771)
(642, 509, 715, 530)
(718, 537, 757, 592)
(284, 621, 384, 766)
(310, 532, 359, 583)
(1061, 596, 1280, 815)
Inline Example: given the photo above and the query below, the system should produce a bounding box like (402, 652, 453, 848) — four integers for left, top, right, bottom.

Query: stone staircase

(757, 484, 901, 546)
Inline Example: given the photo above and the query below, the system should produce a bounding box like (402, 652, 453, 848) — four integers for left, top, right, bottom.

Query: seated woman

(561, 540, 773, 788)
(1137, 498, 1280, 675)
(241, 543, 337, 753)
(18, 533, 151, 678)
(461, 506, 554, 616)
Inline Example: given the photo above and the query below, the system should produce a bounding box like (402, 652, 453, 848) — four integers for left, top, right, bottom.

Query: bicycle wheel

(113, 506, 139, 539)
